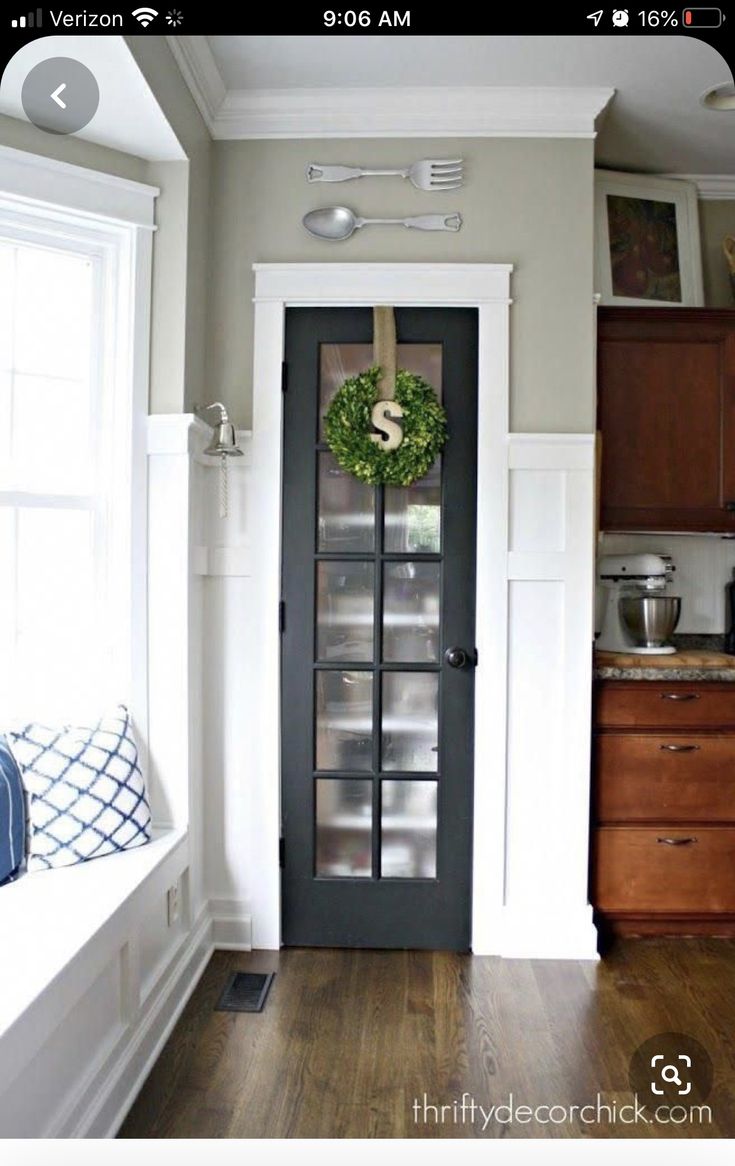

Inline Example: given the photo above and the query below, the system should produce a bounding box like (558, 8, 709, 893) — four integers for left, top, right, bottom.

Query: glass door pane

(316, 779, 372, 877)
(381, 672, 439, 772)
(316, 561, 374, 662)
(383, 561, 440, 662)
(384, 458, 442, 553)
(381, 780, 437, 878)
(315, 671, 373, 771)
(318, 452, 374, 552)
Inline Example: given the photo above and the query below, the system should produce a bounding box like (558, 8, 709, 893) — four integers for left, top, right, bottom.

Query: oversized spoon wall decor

(303, 207, 462, 241)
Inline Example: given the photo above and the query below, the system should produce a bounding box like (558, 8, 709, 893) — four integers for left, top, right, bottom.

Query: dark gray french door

(281, 308, 478, 950)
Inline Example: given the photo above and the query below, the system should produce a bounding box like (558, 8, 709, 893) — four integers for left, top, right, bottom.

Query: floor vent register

(215, 971, 275, 1013)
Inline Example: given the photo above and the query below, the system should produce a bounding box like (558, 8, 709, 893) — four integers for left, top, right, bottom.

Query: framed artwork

(594, 170, 704, 306)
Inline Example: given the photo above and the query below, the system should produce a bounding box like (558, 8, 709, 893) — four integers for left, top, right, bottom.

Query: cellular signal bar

(10, 8, 42, 27)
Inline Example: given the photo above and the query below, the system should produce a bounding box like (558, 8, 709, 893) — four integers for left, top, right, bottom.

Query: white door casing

(247, 263, 597, 959)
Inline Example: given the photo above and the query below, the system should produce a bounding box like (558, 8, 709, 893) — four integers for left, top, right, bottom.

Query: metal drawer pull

(657, 837, 698, 846)
(661, 693, 700, 701)
(659, 743, 700, 752)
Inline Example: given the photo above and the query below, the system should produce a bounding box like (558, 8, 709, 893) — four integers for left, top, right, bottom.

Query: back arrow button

(22, 57, 99, 135)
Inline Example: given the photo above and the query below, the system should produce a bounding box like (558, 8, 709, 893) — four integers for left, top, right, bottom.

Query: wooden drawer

(593, 826, 735, 913)
(595, 734, 735, 822)
(595, 682, 735, 729)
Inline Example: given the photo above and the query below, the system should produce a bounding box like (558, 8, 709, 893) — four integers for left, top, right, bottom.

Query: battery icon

(682, 7, 724, 25)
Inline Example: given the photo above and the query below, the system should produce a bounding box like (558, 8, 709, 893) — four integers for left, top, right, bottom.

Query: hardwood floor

(120, 942, 735, 1138)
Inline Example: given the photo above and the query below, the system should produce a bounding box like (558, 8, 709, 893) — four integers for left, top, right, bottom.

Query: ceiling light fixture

(701, 83, 735, 111)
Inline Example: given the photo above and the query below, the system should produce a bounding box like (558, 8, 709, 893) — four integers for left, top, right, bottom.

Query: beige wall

(700, 200, 735, 308)
(206, 137, 596, 433)
(0, 112, 148, 182)
(125, 36, 212, 415)
(146, 160, 189, 417)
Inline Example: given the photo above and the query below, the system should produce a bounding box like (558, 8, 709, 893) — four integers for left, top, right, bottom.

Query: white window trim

(0, 152, 156, 754)
(0, 144, 158, 230)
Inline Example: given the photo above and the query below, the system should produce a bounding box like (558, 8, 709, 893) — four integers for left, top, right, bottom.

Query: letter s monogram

(369, 400, 404, 452)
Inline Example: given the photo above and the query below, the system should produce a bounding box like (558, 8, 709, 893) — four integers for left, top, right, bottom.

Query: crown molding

(212, 85, 614, 140)
(665, 174, 735, 200)
(166, 35, 225, 134)
(164, 39, 614, 141)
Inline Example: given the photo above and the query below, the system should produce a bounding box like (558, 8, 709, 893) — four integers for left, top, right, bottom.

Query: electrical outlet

(167, 883, 180, 927)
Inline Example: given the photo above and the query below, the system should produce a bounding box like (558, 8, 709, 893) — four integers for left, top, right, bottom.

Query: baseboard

(596, 912, 735, 940)
(70, 906, 214, 1137)
(209, 899, 253, 950)
(477, 904, 600, 960)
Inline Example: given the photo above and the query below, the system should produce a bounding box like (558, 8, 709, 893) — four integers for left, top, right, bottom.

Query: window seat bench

(0, 828, 187, 1084)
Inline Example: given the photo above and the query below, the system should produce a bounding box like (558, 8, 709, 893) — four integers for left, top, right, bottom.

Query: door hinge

(279, 837, 285, 868)
(279, 600, 286, 633)
(281, 361, 288, 393)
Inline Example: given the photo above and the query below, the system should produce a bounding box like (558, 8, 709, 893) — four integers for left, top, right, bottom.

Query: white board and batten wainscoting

(201, 263, 598, 961)
(0, 260, 597, 1139)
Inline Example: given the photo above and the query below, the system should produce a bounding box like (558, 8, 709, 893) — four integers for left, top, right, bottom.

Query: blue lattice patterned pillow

(8, 706, 151, 873)
(0, 734, 26, 884)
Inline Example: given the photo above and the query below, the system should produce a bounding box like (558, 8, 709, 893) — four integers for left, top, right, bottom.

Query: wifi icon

(132, 6, 158, 25)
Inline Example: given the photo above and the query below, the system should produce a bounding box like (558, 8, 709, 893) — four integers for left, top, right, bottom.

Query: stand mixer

(597, 553, 681, 655)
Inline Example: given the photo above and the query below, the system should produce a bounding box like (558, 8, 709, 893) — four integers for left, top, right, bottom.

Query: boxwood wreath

(324, 366, 447, 486)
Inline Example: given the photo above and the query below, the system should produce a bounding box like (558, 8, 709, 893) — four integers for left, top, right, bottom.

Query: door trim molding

(249, 262, 597, 959)
(252, 262, 512, 304)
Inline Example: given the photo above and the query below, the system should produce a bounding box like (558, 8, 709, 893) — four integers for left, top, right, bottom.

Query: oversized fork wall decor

(306, 158, 464, 192)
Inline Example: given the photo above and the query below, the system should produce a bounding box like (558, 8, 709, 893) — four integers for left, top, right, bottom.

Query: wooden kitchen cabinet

(591, 680, 735, 938)
(597, 308, 735, 532)
(594, 828, 735, 916)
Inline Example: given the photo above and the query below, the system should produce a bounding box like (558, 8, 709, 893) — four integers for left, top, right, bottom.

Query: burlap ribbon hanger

(373, 305, 397, 399)
(369, 305, 403, 451)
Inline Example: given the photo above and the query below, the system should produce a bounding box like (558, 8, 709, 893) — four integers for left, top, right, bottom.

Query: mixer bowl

(619, 595, 681, 648)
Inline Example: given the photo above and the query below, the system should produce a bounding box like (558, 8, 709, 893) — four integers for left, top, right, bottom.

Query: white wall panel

(510, 470, 565, 554)
(490, 436, 598, 959)
(506, 580, 565, 903)
(138, 891, 186, 1004)
(0, 959, 123, 1137)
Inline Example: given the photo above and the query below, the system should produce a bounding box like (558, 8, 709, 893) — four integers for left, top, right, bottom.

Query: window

(0, 207, 143, 726)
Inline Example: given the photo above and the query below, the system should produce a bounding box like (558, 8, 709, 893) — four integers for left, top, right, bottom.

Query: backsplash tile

(674, 633, 726, 651)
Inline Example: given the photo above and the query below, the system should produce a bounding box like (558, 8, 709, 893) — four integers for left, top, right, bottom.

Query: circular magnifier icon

(661, 1064, 683, 1087)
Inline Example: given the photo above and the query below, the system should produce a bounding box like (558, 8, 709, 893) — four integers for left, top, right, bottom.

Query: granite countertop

(594, 635, 735, 682)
